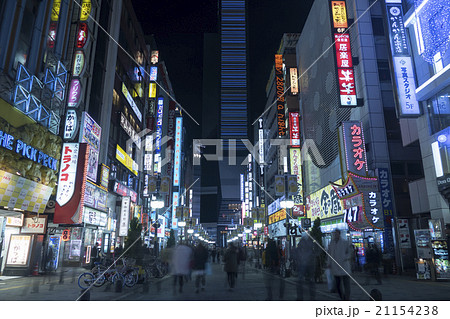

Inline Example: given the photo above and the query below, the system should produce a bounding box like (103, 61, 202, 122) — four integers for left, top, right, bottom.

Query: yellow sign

(0, 170, 53, 214)
(331, 1, 348, 28)
(149, 83, 157, 98)
(115, 145, 138, 175)
(80, 0, 92, 21)
(268, 209, 286, 225)
(51, 0, 61, 21)
(306, 180, 344, 221)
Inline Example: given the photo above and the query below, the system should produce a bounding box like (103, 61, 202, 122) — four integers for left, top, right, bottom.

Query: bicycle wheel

(124, 270, 138, 287)
(92, 273, 106, 287)
(78, 273, 95, 289)
(112, 272, 124, 285)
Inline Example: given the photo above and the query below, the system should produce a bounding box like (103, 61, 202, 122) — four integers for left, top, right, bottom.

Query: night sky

(131, 0, 314, 138)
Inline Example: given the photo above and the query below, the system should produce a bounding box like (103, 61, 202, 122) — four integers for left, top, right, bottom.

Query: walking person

(192, 242, 209, 293)
(294, 232, 317, 300)
(364, 243, 382, 285)
(170, 242, 193, 294)
(263, 239, 284, 300)
(224, 243, 238, 291)
(327, 229, 352, 300)
(211, 246, 216, 263)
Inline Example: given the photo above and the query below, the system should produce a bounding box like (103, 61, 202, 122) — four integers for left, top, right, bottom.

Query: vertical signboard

(173, 117, 183, 187)
(172, 192, 179, 229)
(341, 121, 368, 175)
(397, 218, 412, 248)
(289, 112, 300, 147)
(258, 118, 264, 165)
(79, 112, 101, 183)
(290, 148, 304, 216)
(274, 54, 286, 136)
(54, 143, 89, 224)
(155, 97, 164, 173)
(119, 197, 131, 236)
(377, 167, 395, 257)
(385, 0, 421, 116)
(289, 68, 298, 95)
(330, 1, 357, 106)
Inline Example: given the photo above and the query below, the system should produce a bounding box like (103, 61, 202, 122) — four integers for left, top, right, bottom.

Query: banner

(80, 112, 101, 182)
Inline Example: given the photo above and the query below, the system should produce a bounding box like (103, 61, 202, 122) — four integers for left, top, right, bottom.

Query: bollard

(79, 288, 90, 301)
(115, 279, 123, 293)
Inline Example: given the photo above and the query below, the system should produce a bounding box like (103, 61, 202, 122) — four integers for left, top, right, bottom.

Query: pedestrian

(192, 242, 209, 293)
(294, 231, 317, 300)
(90, 243, 100, 269)
(327, 229, 352, 300)
(364, 243, 382, 285)
(263, 239, 284, 300)
(170, 242, 193, 293)
(223, 243, 239, 291)
(217, 249, 221, 263)
(212, 246, 216, 263)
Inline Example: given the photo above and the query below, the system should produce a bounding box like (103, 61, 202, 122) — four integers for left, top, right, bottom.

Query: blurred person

(364, 243, 382, 285)
(211, 246, 217, 263)
(171, 242, 193, 293)
(294, 231, 317, 300)
(327, 229, 352, 300)
(263, 239, 284, 300)
(223, 243, 239, 291)
(192, 242, 209, 293)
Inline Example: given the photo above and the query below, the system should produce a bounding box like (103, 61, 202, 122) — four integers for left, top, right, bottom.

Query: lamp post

(150, 199, 164, 257)
(280, 197, 294, 261)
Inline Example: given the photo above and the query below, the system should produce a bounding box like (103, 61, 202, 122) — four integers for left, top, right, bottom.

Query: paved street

(1, 262, 450, 301)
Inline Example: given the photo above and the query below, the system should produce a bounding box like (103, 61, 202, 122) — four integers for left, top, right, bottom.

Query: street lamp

(280, 198, 294, 209)
(151, 200, 165, 209)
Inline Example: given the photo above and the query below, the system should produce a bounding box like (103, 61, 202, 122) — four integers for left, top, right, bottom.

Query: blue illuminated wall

(220, 0, 248, 149)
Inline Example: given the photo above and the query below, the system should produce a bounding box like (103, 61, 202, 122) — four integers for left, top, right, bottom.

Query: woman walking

(224, 243, 239, 291)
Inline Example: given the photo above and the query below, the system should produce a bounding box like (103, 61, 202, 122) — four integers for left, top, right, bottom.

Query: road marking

(0, 284, 29, 291)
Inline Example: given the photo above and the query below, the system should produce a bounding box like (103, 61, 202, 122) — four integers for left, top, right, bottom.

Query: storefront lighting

(194, 233, 200, 237)
(238, 233, 243, 237)
(280, 199, 294, 209)
(187, 229, 194, 234)
(178, 221, 186, 227)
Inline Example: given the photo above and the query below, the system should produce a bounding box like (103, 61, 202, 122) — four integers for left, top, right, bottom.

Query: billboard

(173, 117, 183, 186)
(289, 112, 300, 147)
(119, 197, 130, 236)
(80, 112, 101, 182)
(290, 148, 304, 216)
(341, 121, 368, 175)
(121, 83, 142, 122)
(116, 144, 138, 176)
(54, 143, 89, 224)
(275, 54, 286, 136)
(306, 180, 344, 222)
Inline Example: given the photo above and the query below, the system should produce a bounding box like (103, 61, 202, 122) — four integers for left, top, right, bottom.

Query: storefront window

(13, 0, 40, 69)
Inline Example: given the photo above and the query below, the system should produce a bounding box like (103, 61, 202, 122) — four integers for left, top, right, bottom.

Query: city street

(1, 262, 450, 301)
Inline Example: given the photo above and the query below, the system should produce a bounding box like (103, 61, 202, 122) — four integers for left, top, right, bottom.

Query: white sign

(119, 196, 130, 236)
(56, 143, 79, 206)
(122, 83, 142, 122)
(120, 113, 141, 149)
(393, 56, 420, 116)
(259, 128, 264, 165)
(83, 207, 108, 227)
(173, 117, 182, 186)
(6, 235, 32, 266)
(145, 135, 153, 152)
(63, 109, 77, 140)
(22, 217, 47, 234)
(144, 153, 153, 171)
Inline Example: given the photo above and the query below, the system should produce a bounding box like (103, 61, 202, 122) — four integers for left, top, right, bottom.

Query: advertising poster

(414, 229, 432, 259)
(69, 239, 82, 259)
(47, 236, 61, 271)
(6, 234, 33, 266)
(431, 240, 450, 279)
(398, 219, 412, 248)
(84, 181, 107, 212)
(80, 112, 101, 182)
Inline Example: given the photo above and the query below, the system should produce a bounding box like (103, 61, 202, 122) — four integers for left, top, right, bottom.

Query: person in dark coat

(192, 243, 209, 293)
(294, 232, 318, 300)
(224, 243, 239, 290)
(364, 243, 382, 285)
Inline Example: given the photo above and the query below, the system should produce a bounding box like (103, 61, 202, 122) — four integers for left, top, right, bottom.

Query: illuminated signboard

(155, 97, 164, 154)
(116, 144, 138, 175)
(377, 167, 395, 256)
(306, 180, 344, 222)
(149, 82, 157, 98)
(76, 23, 88, 49)
(63, 109, 77, 140)
(274, 54, 286, 136)
(54, 143, 89, 224)
(0, 131, 58, 170)
(120, 113, 141, 148)
(240, 174, 245, 201)
(51, 0, 61, 21)
(150, 66, 158, 81)
(290, 68, 298, 95)
(47, 22, 58, 48)
(83, 206, 107, 227)
(148, 175, 157, 193)
(160, 176, 170, 194)
(143, 174, 149, 197)
(386, 3, 409, 56)
(145, 135, 153, 152)
(172, 192, 179, 229)
(151, 51, 159, 64)
(289, 112, 300, 147)
(5, 235, 33, 266)
(268, 208, 286, 225)
(341, 121, 368, 174)
(119, 197, 130, 236)
(80, 112, 101, 182)
(113, 181, 137, 203)
(100, 164, 109, 189)
(290, 148, 304, 217)
(393, 57, 420, 115)
(72, 50, 86, 77)
(331, 1, 348, 29)
(330, 1, 357, 107)
(121, 83, 142, 122)
(67, 79, 82, 108)
(0, 170, 52, 214)
(173, 117, 182, 186)
(144, 153, 152, 171)
(258, 118, 264, 166)
(80, 0, 92, 21)
(22, 216, 47, 234)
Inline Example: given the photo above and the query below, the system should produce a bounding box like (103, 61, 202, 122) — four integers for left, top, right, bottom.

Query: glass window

(371, 18, 385, 36)
(428, 86, 450, 134)
(13, 0, 40, 69)
(377, 60, 391, 82)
